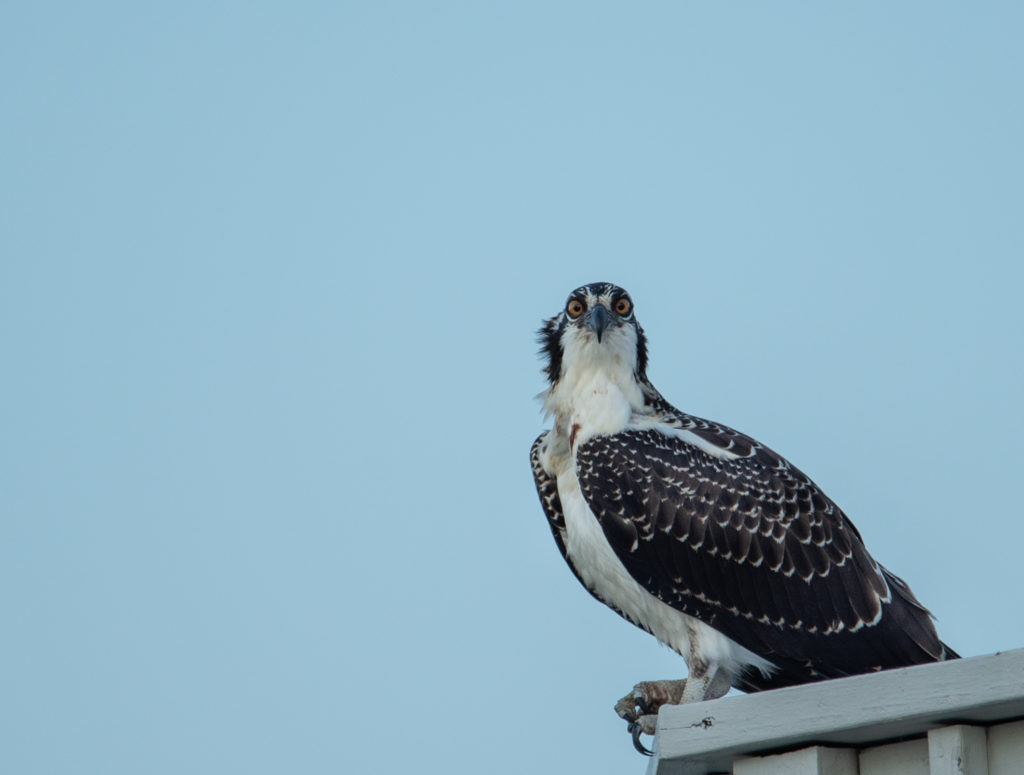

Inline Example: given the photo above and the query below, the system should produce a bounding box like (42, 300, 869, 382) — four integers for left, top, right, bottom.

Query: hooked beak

(587, 304, 610, 343)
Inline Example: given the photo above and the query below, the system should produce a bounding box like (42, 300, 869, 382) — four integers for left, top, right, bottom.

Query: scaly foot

(613, 679, 690, 755)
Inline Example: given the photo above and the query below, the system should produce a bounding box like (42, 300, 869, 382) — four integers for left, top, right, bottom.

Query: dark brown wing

(576, 425, 954, 689)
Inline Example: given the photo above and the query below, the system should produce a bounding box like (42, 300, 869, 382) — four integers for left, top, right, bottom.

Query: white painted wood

(927, 725, 989, 775)
(648, 649, 1024, 775)
(859, 738, 929, 775)
(733, 746, 857, 775)
(986, 720, 1024, 775)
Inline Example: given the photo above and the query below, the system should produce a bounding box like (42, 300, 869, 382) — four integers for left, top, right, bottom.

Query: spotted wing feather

(530, 433, 572, 566)
(576, 423, 954, 689)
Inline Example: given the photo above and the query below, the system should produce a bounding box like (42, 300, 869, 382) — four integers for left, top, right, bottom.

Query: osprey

(530, 282, 957, 753)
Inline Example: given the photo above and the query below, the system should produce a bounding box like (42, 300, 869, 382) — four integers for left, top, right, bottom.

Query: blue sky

(3, 3, 1022, 774)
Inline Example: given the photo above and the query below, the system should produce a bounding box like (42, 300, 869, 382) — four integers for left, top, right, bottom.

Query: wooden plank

(927, 725, 988, 775)
(987, 720, 1024, 775)
(859, 739, 929, 775)
(649, 649, 1024, 775)
(733, 746, 857, 775)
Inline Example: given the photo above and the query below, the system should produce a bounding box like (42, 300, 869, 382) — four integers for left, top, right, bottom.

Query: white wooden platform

(646, 649, 1024, 775)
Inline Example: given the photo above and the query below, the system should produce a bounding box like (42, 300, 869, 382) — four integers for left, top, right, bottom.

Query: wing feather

(575, 424, 951, 686)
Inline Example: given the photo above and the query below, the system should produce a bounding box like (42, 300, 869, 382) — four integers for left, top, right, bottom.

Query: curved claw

(629, 722, 653, 756)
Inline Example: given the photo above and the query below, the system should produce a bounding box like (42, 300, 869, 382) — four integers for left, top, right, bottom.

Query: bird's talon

(630, 722, 653, 756)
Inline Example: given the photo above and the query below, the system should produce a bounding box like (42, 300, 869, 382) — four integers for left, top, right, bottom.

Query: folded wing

(575, 425, 951, 689)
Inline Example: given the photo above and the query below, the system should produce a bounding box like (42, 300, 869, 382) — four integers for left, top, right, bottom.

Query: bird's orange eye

(567, 299, 585, 318)
(614, 298, 631, 316)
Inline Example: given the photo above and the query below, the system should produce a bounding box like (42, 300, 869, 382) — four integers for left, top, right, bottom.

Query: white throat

(543, 329, 646, 448)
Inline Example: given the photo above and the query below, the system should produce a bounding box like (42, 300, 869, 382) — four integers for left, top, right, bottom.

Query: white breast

(543, 343, 645, 446)
(557, 465, 770, 678)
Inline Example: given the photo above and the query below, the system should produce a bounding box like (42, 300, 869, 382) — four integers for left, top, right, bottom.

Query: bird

(530, 282, 958, 754)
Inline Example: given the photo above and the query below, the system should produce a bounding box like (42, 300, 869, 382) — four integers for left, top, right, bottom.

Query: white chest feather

(539, 370, 772, 679)
(543, 347, 645, 447)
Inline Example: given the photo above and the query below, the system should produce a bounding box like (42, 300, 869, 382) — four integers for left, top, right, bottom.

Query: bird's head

(538, 282, 649, 387)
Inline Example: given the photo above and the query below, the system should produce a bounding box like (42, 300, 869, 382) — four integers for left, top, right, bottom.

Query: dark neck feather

(634, 322, 649, 381)
(538, 316, 563, 386)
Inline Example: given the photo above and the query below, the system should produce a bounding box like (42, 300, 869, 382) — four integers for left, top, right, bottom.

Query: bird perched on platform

(530, 282, 958, 754)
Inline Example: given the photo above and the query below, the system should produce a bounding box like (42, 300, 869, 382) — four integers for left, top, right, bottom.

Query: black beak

(587, 305, 610, 343)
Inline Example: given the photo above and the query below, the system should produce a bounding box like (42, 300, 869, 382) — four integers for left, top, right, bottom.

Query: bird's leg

(614, 679, 689, 723)
(680, 664, 731, 704)
(615, 667, 731, 755)
(614, 679, 689, 754)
